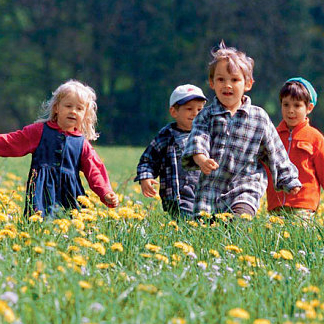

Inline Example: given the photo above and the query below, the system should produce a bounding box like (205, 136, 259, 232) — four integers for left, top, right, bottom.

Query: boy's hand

(289, 186, 301, 195)
(104, 192, 119, 208)
(141, 179, 159, 197)
(193, 154, 219, 175)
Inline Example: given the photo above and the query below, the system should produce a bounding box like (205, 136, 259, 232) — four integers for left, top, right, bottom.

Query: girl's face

(55, 92, 86, 132)
(209, 59, 252, 113)
(281, 95, 314, 129)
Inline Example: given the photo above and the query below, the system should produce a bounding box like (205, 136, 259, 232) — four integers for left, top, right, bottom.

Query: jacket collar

(277, 118, 309, 135)
(210, 95, 251, 116)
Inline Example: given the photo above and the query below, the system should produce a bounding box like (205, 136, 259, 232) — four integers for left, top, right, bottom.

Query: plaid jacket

(182, 96, 301, 215)
(135, 123, 198, 213)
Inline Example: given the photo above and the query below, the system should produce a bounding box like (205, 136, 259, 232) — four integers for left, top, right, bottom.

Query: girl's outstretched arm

(0, 123, 43, 157)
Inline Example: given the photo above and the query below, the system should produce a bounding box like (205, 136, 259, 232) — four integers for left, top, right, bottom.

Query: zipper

(282, 130, 293, 205)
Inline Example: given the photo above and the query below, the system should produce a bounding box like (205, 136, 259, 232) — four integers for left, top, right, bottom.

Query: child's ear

(244, 79, 253, 92)
(209, 78, 214, 89)
(306, 103, 314, 115)
(169, 106, 177, 118)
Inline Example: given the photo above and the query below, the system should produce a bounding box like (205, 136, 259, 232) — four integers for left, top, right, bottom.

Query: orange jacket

(266, 118, 324, 211)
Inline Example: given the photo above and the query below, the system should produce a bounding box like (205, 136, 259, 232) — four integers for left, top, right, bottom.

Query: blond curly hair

(36, 80, 99, 141)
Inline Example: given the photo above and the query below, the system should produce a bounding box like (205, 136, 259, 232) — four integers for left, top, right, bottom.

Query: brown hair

(279, 81, 311, 106)
(208, 41, 254, 84)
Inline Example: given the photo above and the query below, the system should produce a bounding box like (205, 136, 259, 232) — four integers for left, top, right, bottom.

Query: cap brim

(176, 95, 208, 105)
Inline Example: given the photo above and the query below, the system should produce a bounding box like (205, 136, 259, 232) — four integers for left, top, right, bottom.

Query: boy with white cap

(135, 84, 207, 218)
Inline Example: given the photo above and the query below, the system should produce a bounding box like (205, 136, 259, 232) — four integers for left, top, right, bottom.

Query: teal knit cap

(286, 77, 317, 106)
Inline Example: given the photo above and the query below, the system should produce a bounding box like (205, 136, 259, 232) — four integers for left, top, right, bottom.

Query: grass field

(1, 146, 324, 324)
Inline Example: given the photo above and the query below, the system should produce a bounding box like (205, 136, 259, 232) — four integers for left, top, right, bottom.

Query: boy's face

(209, 59, 252, 113)
(169, 99, 205, 131)
(281, 95, 314, 129)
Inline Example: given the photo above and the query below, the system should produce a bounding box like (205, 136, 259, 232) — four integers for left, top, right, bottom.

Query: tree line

(1, 0, 323, 145)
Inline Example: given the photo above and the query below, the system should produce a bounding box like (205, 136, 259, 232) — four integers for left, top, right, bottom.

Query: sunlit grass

(0, 147, 324, 324)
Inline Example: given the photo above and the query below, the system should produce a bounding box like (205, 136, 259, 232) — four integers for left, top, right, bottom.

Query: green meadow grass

(0, 146, 324, 324)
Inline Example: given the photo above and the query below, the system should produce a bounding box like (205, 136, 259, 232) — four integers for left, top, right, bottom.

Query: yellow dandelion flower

(279, 249, 293, 260)
(310, 299, 320, 307)
(145, 243, 161, 253)
(118, 207, 135, 219)
(228, 308, 250, 319)
(107, 210, 120, 220)
(253, 319, 271, 324)
(0, 229, 16, 239)
(268, 271, 283, 281)
(72, 255, 87, 267)
(197, 261, 208, 270)
(74, 237, 92, 247)
(12, 244, 21, 252)
(171, 318, 186, 324)
(302, 285, 320, 294)
(0, 213, 9, 222)
(77, 195, 94, 208)
(155, 253, 169, 264)
(168, 220, 179, 231)
(67, 245, 80, 253)
(72, 219, 85, 230)
(237, 278, 248, 287)
(225, 245, 243, 253)
(187, 220, 199, 227)
(0, 300, 16, 323)
(53, 219, 71, 233)
(33, 246, 44, 254)
(174, 241, 194, 254)
(283, 231, 290, 238)
(137, 284, 158, 294)
(111, 242, 123, 252)
(199, 210, 212, 218)
(296, 300, 313, 311)
(92, 242, 106, 255)
(272, 252, 281, 259)
(79, 281, 92, 289)
(240, 213, 253, 221)
(215, 212, 234, 221)
(140, 253, 152, 258)
(45, 241, 57, 247)
(172, 254, 181, 262)
(29, 214, 43, 223)
(209, 249, 220, 258)
(96, 263, 110, 269)
(269, 216, 285, 225)
(57, 266, 66, 272)
(96, 234, 110, 243)
(20, 286, 28, 293)
(305, 308, 317, 319)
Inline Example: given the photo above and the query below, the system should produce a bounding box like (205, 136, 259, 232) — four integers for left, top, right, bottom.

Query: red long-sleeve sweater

(266, 119, 324, 211)
(0, 121, 114, 206)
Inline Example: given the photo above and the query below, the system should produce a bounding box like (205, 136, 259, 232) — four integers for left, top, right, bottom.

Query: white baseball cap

(169, 84, 207, 107)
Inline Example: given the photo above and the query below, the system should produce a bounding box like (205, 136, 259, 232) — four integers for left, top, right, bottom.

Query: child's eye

(217, 77, 224, 82)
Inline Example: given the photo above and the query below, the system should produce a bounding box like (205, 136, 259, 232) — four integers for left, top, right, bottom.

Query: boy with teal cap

(267, 77, 324, 214)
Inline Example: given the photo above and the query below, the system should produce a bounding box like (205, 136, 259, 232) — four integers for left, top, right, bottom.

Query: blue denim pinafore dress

(24, 123, 85, 218)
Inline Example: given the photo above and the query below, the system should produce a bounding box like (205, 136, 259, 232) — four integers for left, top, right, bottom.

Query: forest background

(1, 0, 324, 145)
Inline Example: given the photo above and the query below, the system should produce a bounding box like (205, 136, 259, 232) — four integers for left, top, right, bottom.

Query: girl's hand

(193, 154, 219, 175)
(289, 186, 301, 195)
(104, 192, 119, 208)
(140, 179, 159, 197)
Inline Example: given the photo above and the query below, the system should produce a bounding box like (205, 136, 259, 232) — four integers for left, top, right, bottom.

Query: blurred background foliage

(0, 0, 323, 145)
